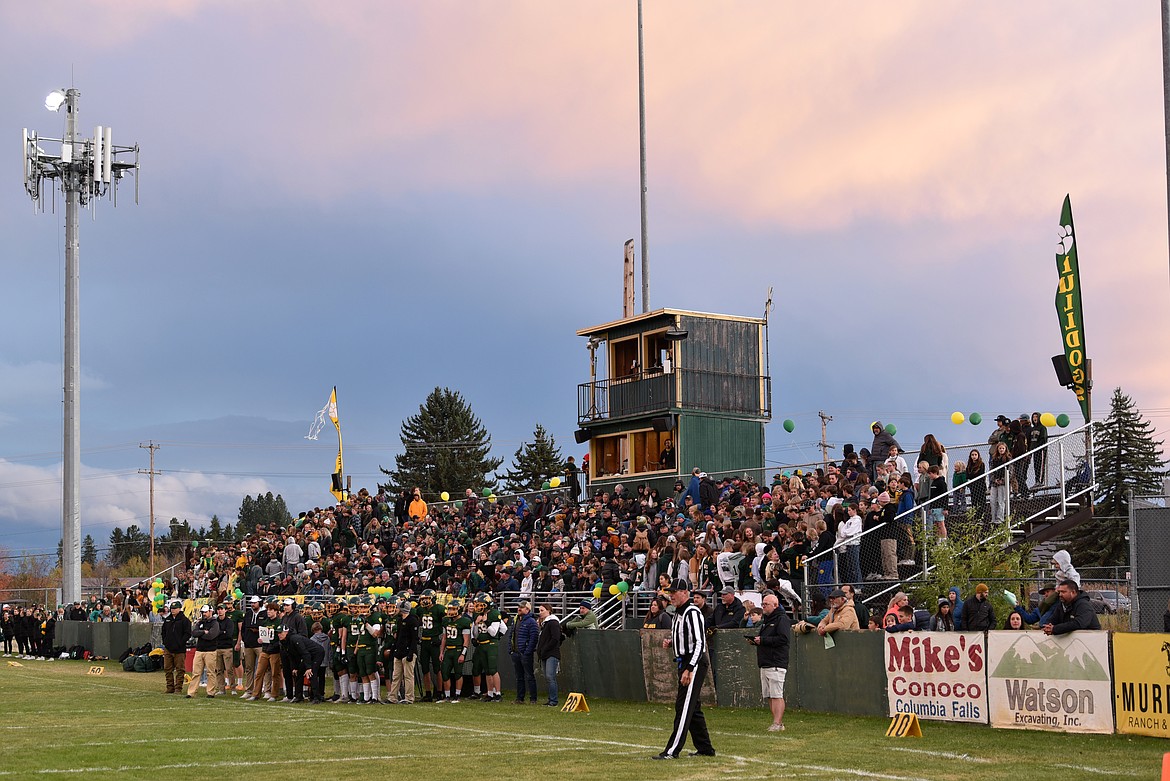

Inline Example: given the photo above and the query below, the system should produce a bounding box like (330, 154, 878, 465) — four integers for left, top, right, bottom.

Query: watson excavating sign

(986, 631, 1113, 733)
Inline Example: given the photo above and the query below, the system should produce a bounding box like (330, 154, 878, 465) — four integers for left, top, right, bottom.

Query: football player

(470, 593, 506, 701)
(438, 598, 471, 703)
(329, 597, 351, 702)
(414, 590, 445, 702)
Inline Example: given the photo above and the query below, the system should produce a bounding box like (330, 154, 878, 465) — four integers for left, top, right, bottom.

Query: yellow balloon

(950, 411, 965, 425)
(592, 587, 602, 599)
(550, 476, 561, 488)
(1040, 412, 1057, 428)
(489, 495, 497, 504)
(440, 491, 450, 502)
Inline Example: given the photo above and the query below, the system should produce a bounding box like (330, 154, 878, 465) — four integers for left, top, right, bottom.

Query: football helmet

(446, 599, 462, 617)
(419, 589, 436, 608)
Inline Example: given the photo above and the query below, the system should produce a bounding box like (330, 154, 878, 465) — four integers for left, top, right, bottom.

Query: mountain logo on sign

(991, 635, 1108, 681)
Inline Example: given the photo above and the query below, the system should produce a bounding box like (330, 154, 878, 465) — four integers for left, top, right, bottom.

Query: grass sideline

(0, 660, 1165, 781)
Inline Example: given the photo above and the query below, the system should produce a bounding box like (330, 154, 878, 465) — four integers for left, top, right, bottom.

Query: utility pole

(818, 411, 835, 465)
(139, 442, 160, 577)
(24, 88, 140, 604)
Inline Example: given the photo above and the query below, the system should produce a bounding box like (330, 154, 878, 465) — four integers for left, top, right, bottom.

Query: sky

(2, 2, 1169, 562)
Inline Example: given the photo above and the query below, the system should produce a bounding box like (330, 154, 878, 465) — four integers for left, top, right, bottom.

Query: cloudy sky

(2, 2, 1168, 561)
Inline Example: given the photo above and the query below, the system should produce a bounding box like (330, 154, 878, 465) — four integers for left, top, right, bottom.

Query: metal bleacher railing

(802, 422, 1097, 608)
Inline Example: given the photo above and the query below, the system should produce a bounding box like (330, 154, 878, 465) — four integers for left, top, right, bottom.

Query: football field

(0, 660, 1164, 781)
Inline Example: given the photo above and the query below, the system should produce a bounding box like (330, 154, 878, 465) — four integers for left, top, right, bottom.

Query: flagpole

(1163, 0, 1170, 284)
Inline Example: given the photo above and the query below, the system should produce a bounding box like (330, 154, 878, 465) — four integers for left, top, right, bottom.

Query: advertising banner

(884, 632, 987, 723)
(1112, 632, 1170, 738)
(986, 630, 1113, 733)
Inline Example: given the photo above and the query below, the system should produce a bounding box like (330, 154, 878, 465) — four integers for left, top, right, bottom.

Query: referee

(654, 579, 715, 760)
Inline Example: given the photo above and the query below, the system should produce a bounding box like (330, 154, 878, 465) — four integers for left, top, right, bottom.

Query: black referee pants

(663, 658, 714, 757)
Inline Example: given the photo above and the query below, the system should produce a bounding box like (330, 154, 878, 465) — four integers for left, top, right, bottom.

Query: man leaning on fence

(161, 599, 191, 694)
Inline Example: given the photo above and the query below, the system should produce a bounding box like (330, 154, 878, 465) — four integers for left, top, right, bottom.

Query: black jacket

(282, 631, 325, 670)
(215, 615, 238, 650)
(241, 608, 262, 649)
(712, 597, 746, 629)
(161, 612, 192, 653)
(281, 609, 309, 638)
(393, 612, 420, 659)
(962, 595, 995, 631)
(536, 617, 562, 661)
(1049, 593, 1102, 635)
(191, 617, 221, 652)
(755, 606, 791, 669)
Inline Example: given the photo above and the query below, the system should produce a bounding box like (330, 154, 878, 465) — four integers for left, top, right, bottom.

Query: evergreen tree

(81, 534, 98, 567)
(237, 492, 293, 534)
(380, 387, 502, 499)
(1068, 387, 1166, 567)
(107, 527, 125, 566)
(208, 515, 222, 541)
(502, 423, 566, 492)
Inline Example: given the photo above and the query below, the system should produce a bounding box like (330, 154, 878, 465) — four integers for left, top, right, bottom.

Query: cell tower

(23, 88, 140, 603)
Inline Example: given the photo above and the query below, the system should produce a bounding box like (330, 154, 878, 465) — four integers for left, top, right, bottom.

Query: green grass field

(0, 660, 1165, 781)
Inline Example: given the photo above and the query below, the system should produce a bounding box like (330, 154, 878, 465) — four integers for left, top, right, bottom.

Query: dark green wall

(678, 413, 765, 478)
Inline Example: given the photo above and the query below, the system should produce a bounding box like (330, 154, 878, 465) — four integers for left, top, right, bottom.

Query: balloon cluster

(367, 586, 395, 597)
(950, 411, 1070, 428)
(592, 580, 629, 600)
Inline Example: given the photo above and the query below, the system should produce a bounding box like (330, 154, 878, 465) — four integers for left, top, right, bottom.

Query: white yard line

(1050, 763, 1140, 777)
(0, 755, 412, 776)
(886, 746, 994, 764)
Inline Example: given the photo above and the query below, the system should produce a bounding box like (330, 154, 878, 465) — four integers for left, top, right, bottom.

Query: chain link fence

(1129, 493, 1170, 632)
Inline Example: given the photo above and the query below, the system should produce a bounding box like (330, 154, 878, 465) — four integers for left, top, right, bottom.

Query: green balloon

(884, 423, 897, 436)
(482, 487, 492, 498)
(1056, 413, 1071, 428)
(782, 419, 795, 433)
(969, 412, 982, 425)
(542, 481, 551, 490)
(454, 500, 463, 509)
(617, 580, 629, 593)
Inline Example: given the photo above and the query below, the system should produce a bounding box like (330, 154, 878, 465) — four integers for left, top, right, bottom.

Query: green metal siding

(677, 413, 764, 478)
(678, 316, 761, 375)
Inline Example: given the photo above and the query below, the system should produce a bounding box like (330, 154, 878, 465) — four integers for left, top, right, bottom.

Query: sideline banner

(1112, 632, 1170, 738)
(986, 630, 1113, 733)
(884, 632, 987, 723)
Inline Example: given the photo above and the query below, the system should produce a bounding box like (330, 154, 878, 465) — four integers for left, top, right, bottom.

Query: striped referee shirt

(671, 602, 707, 672)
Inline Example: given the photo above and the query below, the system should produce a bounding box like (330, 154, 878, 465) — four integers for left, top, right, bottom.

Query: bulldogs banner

(987, 630, 1113, 733)
(884, 632, 987, 723)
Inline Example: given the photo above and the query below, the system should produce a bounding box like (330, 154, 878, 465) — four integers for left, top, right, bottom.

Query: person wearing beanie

(962, 583, 995, 631)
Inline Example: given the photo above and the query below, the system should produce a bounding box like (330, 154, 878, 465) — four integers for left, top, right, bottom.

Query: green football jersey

(442, 615, 472, 651)
(331, 610, 350, 650)
(475, 609, 503, 647)
(416, 605, 446, 642)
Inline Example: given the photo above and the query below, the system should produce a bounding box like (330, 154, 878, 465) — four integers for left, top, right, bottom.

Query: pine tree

(81, 534, 98, 567)
(107, 527, 125, 566)
(208, 515, 222, 541)
(1067, 387, 1166, 567)
(502, 424, 566, 493)
(380, 387, 503, 499)
(237, 492, 292, 534)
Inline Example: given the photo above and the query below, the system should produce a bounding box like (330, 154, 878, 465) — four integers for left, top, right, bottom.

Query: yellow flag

(328, 387, 345, 501)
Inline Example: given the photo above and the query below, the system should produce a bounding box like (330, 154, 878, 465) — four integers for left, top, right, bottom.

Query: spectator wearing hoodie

(930, 598, 955, 631)
(1035, 550, 1080, 619)
(947, 587, 964, 630)
(869, 422, 901, 478)
(536, 604, 562, 707)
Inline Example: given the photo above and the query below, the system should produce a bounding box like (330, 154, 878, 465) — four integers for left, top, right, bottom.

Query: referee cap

(665, 578, 691, 593)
